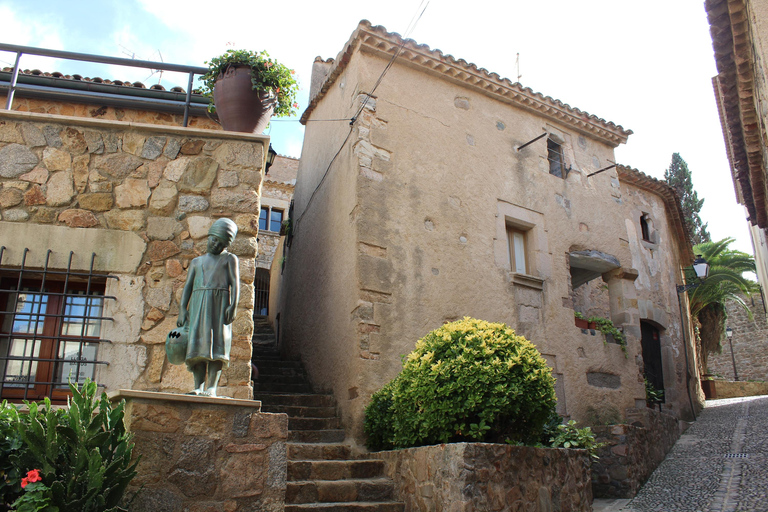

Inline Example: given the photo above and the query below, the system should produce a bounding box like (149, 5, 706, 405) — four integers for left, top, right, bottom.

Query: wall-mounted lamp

(265, 144, 278, 174)
(676, 255, 710, 420)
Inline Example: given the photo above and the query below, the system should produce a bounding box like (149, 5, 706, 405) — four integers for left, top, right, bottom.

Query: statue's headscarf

(209, 218, 238, 244)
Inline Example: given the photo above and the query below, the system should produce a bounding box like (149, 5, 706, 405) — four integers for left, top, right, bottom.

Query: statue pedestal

(109, 390, 287, 511)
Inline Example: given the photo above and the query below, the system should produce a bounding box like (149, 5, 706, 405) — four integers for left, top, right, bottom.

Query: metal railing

(0, 42, 209, 126)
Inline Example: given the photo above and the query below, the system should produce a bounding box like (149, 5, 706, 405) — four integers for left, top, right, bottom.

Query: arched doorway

(254, 268, 270, 316)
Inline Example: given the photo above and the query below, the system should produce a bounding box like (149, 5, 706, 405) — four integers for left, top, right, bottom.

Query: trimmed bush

(365, 317, 556, 450)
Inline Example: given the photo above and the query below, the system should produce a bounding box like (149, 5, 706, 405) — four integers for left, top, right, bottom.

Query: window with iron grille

(0, 248, 114, 402)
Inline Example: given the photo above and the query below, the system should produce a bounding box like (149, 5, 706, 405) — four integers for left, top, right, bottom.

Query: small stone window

(547, 137, 566, 178)
(259, 207, 284, 233)
(639, 213, 658, 245)
(507, 226, 529, 274)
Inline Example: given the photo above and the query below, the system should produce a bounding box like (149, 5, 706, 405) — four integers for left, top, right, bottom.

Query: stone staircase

(252, 342, 404, 511)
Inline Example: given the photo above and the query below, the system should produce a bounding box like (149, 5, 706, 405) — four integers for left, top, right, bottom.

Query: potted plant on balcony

(200, 49, 299, 134)
(574, 312, 589, 330)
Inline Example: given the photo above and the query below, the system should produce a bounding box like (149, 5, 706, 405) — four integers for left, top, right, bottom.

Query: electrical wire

(292, 0, 430, 236)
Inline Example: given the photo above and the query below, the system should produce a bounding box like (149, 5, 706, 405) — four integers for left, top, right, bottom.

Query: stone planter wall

(0, 110, 267, 399)
(371, 442, 592, 512)
(711, 380, 768, 399)
(112, 390, 287, 512)
(591, 408, 680, 498)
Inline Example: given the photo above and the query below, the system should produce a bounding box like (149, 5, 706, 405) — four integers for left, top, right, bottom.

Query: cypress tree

(664, 153, 711, 245)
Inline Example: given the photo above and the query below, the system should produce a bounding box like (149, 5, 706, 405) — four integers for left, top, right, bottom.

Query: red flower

(290, 70, 295, 75)
(293, 103, 299, 108)
(22, 469, 41, 488)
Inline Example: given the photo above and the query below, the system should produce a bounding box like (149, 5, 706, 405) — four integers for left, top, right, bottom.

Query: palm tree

(686, 238, 758, 370)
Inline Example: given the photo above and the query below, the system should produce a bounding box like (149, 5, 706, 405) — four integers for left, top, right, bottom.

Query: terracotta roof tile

(302, 20, 632, 147)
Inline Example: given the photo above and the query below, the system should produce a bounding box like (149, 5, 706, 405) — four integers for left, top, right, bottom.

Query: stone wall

(0, 110, 267, 399)
(707, 294, 768, 382)
(372, 443, 592, 511)
(711, 380, 768, 398)
(113, 390, 287, 512)
(591, 408, 680, 498)
(2, 96, 220, 131)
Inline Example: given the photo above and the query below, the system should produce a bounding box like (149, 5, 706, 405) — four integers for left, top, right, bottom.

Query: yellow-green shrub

(364, 318, 556, 450)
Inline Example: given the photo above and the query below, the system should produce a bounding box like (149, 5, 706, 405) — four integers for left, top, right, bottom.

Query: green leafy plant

(645, 378, 664, 405)
(0, 380, 138, 512)
(546, 420, 604, 460)
(199, 49, 299, 117)
(364, 317, 557, 450)
(574, 312, 585, 320)
(588, 316, 627, 352)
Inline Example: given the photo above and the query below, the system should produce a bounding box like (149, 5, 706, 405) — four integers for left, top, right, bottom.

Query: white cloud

(0, 4, 64, 70)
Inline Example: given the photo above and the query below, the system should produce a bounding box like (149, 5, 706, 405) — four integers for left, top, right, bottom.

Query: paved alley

(594, 395, 768, 512)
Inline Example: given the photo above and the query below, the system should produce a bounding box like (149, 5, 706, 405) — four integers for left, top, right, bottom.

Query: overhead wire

(292, 0, 430, 236)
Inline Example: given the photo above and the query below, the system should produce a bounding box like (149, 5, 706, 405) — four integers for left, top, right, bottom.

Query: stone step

(263, 404, 338, 418)
(288, 460, 386, 481)
(253, 359, 304, 369)
(286, 478, 396, 504)
(289, 417, 342, 431)
(289, 429, 346, 443)
(258, 393, 337, 408)
(288, 443, 352, 460)
(284, 502, 404, 512)
(256, 373, 310, 385)
(254, 382, 314, 393)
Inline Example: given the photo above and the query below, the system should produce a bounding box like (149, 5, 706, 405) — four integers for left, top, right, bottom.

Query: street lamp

(676, 256, 710, 420)
(265, 143, 278, 174)
(726, 327, 739, 381)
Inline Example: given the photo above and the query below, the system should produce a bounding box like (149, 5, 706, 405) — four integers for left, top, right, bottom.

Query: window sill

(510, 273, 544, 291)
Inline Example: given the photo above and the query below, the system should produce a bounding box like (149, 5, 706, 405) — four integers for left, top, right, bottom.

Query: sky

(0, 0, 754, 256)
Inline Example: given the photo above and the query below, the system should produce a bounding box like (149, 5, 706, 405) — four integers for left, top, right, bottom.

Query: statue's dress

(185, 253, 234, 369)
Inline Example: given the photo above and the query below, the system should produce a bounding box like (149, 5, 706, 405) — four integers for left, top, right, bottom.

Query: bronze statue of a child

(177, 218, 240, 397)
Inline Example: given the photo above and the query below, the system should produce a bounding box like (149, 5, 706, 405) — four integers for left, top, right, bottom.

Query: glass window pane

(1, 337, 40, 387)
(62, 291, 103, 337)
(513, 232, 526, 274)
(259, 208, 268, 231)
(5, 291, 48, 335)
(55, 341, 98, 387)
(270, 209, 283, 232)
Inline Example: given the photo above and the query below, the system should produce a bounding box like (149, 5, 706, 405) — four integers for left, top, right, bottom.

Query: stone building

(255, 155, 296, 316)
(707, 0, 768, 292)
(0, 65, 267, 401)
(276, 21, 701, 447)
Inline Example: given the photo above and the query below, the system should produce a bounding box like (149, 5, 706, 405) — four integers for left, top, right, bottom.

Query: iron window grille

(0, 247, 116, 402)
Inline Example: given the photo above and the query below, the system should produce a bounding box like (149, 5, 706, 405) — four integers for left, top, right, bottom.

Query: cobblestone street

(594, 395, 768, 512)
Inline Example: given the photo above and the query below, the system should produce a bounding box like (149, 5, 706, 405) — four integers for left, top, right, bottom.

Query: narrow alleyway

(594, 395, 768, 512)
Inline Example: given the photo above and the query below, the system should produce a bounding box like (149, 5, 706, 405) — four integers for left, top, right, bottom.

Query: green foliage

(587, 316, 627, 352)
(199, 49, 299, 117)
(664, 152, 710, 245)
(0, 380, 138, 512)
(645, 378, 664, 404)
(574, 312, 585, 320)
(364, 318, 557, 450)
(687, 238, 759, 368)
(546, 420, 604, 460)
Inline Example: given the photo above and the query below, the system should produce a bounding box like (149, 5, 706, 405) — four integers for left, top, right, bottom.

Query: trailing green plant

(364, 317, 557, 450)
(574, 312, 585, 320)
(645, 378, 664, 405)
(199, 49, 299, 117)
(588, 316, 627, 352)
(546, 420, 604, 460)
(0, 380, 138, 512)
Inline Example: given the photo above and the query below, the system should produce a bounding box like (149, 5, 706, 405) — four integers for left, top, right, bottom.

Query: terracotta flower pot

(213, 66, 276, 134)
(575, 317, 589, 329)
